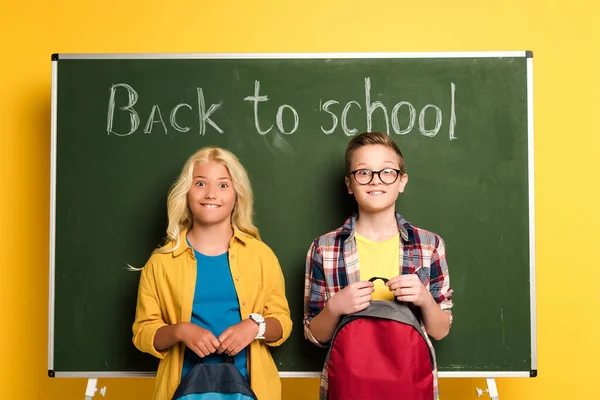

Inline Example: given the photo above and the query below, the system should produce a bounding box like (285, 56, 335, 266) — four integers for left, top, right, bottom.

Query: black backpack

(172, 356, 257, 400)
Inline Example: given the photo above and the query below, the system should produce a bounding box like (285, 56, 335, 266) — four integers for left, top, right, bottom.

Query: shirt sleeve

(131, 257, 169, 359)
(262, 248, 293, 347)
(429, 235, 454, 314)
(303, 240, 329, 347)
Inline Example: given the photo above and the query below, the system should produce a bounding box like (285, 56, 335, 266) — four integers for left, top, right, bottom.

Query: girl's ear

(345, 176, 354, 195)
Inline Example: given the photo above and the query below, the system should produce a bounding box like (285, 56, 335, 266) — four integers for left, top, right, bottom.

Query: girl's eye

(195, 181, 206, 187)
(219, 183, 229, 189)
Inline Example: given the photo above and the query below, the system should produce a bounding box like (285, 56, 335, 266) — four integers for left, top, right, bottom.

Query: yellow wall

(2, 0, 599, 399)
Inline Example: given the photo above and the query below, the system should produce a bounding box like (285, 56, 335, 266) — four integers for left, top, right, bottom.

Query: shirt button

(230, 254, 235, 259)
(242, 301, 247, 306)
(235, 276, 240, 281)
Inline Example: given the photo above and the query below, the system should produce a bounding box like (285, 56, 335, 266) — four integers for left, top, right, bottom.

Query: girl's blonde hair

(156, 147, 260, 254)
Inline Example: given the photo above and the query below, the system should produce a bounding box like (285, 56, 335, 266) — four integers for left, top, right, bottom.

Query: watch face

(251, 314, 265, 323)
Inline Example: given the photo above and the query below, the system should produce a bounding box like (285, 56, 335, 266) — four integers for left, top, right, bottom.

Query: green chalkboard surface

(49, 53, 535, 378)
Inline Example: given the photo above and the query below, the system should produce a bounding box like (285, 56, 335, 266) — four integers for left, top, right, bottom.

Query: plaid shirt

(303, 212, 454, 400)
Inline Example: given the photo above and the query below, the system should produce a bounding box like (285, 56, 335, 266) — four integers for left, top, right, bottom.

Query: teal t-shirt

(181, 240, 248, 380)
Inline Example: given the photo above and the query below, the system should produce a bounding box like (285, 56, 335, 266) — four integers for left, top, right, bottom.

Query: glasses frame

(349, 168, 403, 185)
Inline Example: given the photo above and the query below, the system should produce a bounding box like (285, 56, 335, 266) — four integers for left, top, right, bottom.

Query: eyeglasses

(349, 168, 402, 185)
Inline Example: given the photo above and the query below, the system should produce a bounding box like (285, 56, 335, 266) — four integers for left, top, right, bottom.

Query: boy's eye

(357, 169, 372, 176)
(381, 169, 394, 175)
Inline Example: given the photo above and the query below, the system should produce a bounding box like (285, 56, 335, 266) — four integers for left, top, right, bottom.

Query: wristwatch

(248, 313, 266, 340)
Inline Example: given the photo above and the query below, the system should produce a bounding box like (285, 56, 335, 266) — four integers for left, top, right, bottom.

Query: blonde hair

(156, 147, 260, 254)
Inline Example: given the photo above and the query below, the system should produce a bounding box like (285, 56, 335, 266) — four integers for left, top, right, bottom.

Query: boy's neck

(355, 207, 399, 242)
(186, 220, 233, 256)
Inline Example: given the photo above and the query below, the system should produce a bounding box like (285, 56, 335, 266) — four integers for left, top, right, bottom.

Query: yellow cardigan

(132, 230, 293, 400)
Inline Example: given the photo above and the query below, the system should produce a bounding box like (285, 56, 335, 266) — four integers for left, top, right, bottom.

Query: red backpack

(325, 297, 434, 400)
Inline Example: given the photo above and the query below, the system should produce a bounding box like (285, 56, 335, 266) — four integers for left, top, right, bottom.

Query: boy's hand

(386, 274, 433, 307)
(327, 281, 375, 317)
(217, 319, 258, 357)
(177, 322, 221, 358)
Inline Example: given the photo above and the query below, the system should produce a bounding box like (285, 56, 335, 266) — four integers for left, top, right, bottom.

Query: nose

(370, 171, 384, 185)
(204, 186, 217, 200)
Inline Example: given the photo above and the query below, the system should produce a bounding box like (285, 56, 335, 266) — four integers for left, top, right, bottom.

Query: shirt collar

(171, 227, 249, 257)
(340, 212, 411, 243)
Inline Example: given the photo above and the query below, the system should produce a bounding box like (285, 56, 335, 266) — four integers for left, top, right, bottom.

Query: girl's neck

(186, 220, 233, 256)
(355, 207, 399, 242)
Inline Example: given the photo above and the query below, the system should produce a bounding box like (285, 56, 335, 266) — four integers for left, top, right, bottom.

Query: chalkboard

(49, 52, 536, 378)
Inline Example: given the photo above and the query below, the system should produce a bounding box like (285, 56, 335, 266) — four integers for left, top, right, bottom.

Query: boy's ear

(345, 176, 354, 195)
(398, 174, 409, 193)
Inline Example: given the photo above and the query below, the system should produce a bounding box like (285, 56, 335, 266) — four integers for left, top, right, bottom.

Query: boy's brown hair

(345, 132, 405, 175)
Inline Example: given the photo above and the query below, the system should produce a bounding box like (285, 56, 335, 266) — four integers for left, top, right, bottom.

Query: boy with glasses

(303, 132, 454, 400)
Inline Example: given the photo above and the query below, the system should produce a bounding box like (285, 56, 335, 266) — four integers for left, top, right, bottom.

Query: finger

(193, 350, 206, 358)
(216, 332, 230, 354)
(398, 274, 420, 286)
(395, 281, 418, 290)
(355, 287, 375, 296)
(356, 293, 372, 304)
(190, 346, 205, 358)
(390, 279, 417, 290)
(210, 334, 221, 349)
(228, 344, 241, 357)
(217, 329, 230, 344)
(396, 294, 417, 303)
(195, 344, 209, 358)
(355, 295, 372, 307)
(219, 336, 235, 354)
(394, 287, 417, 296)
(385, 276, 402, 286)
(233, 339, 250, 356)
(394, 287, 419, 297)
(352, 281, 375, 289)
(205, 338, 218, 354)
(205, 343, 217, 354)
(217, 339, 226, 354)
(355, 301, 370, 312)
(224, 340, 239, 356)
(395, 286, 419, 294)
(389, 278, 416, 289)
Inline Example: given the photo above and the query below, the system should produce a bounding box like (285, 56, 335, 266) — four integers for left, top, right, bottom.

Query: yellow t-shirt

(355, 232, 400, 301)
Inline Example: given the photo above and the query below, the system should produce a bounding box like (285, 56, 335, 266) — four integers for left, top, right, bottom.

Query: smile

(201, 204, 221, 208)
(367, 191, 385, 195)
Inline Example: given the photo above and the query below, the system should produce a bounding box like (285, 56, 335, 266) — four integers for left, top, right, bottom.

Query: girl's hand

(217, 319, 258, 356)
(177, 322, 220, 358)
(386, 274, 433, 307)
(327, 281, 375, 317)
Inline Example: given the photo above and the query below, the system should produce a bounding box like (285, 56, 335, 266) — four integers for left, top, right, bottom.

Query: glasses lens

(354, 169, 373, 184)
(380, 168, 398, 184)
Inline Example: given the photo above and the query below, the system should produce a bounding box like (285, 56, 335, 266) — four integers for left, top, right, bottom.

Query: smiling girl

(133, 147, 292, 400)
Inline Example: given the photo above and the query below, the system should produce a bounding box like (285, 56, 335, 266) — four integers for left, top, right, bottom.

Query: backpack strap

(368, 276, 389, 283)
(196, 355, 235, 364)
